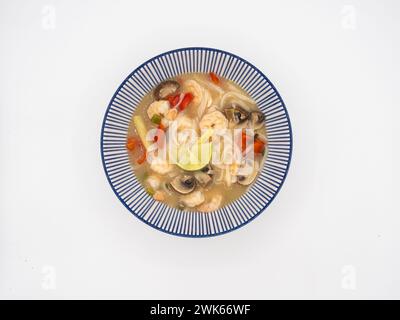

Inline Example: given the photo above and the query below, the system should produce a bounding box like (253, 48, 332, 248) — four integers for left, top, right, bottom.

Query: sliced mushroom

(201, 164, 214, 175)
(194, 171, 212, 187)
(237, 161, 259, 186)
(249, 111, 265, 130)
(223, 105, 249, 127)
(169, 174, 196, 194)
(153, 80, 180, 100)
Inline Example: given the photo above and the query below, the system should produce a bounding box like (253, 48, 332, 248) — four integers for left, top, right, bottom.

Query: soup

(126, 72, 267, 212)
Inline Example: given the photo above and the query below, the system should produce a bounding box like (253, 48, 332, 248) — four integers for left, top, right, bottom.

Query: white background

(1, 0, 399, 299)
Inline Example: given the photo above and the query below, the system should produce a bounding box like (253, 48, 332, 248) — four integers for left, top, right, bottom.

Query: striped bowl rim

(100, 47, 293, 237)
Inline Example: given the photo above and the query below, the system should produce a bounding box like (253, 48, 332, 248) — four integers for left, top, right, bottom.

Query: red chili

(130, 139, 146, 164)
(240, 131, 265, 154)
(136, 147, 147, 164)
(209, 72, 220, 85)
(241, 131, 248, 152)
(137, 153, 146, 164)
(253, 139, 266, 154)
(168, 94, 180, 107)
(179, 92, 194, 111)
(126, 137, 137, 151)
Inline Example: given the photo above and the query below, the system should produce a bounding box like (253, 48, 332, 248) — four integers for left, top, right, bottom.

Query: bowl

(101, 47, 292, 237)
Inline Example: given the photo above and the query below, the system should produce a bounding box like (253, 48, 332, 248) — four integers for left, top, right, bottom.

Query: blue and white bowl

(101, 47, 292, 237)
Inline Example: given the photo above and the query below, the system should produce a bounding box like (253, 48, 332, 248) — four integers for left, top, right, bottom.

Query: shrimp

(175, 114, 198, 145)
(183, 80, 212, 118)
(183, 80, 202, 103)
(150, 158, 174, 175)
(176, 114, 195, 131)
(199, 110, 228, 131)
(165, 108, 178, 121)
(181, 190, 205, 208)
(153, 190, 166, 201)
(197, 195, 223, 212)
(146, 175, 161, 190)
(147, 100, 170, 120)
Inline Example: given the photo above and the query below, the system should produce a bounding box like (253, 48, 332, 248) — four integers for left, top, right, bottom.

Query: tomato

(240, 131, 265, 154)
(168, 94, 180, 107)
(179, 93, 194, 111)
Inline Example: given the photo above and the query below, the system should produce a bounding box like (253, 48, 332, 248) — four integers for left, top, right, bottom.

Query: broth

(126, 72, 267, 212)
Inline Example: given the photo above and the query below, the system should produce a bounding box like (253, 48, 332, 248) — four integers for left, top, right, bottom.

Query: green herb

(145, 187, 155, 196)
(141, 172, 149, 182)
(151, 114, 162, 125)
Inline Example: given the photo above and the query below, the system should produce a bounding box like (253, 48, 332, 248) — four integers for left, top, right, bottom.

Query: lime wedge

(176, 140, 212, 171)
(177, 143, 212, 171)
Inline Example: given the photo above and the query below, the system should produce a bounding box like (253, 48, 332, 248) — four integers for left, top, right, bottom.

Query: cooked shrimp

(183, 79, 212, 118)
(197, 194, 222, 212)
(146, 175, 161, 190)
(150, 158, 174, 175)
(181, 190, 205, 208)
(176, 114, 195, 131)
(165, 108, 178, 121)
(147, 100, 170, 119)
(175, 114, 198, 145)
(153, 190, 166, 201)
(199, 110, 228, 131)
(183, 80, 202, 101)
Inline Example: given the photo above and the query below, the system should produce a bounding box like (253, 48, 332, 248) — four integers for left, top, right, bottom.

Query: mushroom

(194, 171, 212, 187)
(237, 161, 259, 186)
(201, 164, 214, 175)
(168, 174, 196, 194)
(194, 164, 214, 187)
(153, 80, 180, 100)
(223, 104, 249, 127)
(249, 111, 265, 130)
